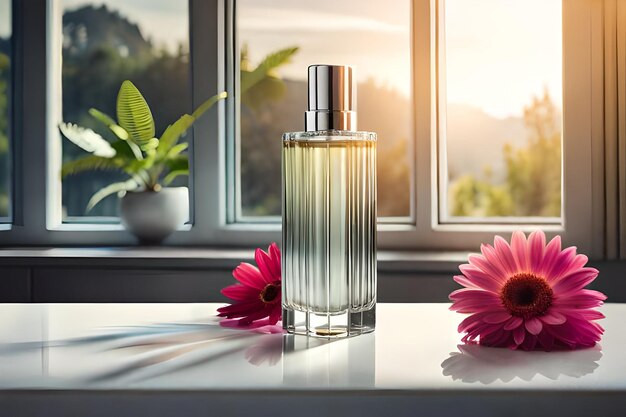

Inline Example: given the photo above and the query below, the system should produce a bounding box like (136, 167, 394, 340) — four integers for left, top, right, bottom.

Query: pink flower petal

(458, 311, 499, 333)
(528, 230, 546, 272)
(513, 325, 526, 345)
(511, 231, 530, 272)
(221, 284, 260, 301)
(537, 329, 556, 350)
(269, 243, 281, 273)
(459, 264, 503, 291)
(217, 299, 265, 317)
(233, 263, 266, 290)
(268, 306, 281, 325)
(493, 235, 519, 275)
(552, 268, 599, 295)
(540, 235, 562, 276)
(483, 311, 512, 324)
(449, 290, 501, 313)
(545, 247, 576, 282)
(238, 308, 274, 325)
(468, 254, 507, 282)
(255, 248, 278, 283)
(481, 243, 513, 278)
(504, 316, 523, 330)
(453, 275, 479, 289)
(553, 289, 607, 309)
(540, 310, 567, 325)
(525, 317, 543, 335)
(571, 309, 605, 321)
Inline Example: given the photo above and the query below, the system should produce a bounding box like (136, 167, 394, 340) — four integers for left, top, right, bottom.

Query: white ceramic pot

(119, 187, 189, 244)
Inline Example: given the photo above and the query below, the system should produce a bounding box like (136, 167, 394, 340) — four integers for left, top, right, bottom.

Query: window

(0, 0, 11, 223)
(0, 0, 598, 251)
(59, 0, 190, 222)
(439, 0, 562, 223)
(235, 0, 413, 220)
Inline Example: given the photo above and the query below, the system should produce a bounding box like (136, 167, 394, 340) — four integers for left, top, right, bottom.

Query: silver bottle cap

(305, 65, 357, 132)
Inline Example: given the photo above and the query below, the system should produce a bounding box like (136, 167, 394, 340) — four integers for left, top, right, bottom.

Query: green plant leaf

(241, 75, 286, 109)
(157, 92, 226, 157)
(110, 139, 136, 160)
(58, 123, 117, 158)
(141, 138, 159, 151)
(61, 155, 123, 178)
(86, 179, 139, 212)
(165, 155, 188, 172)
(166, 142, 188, 159)
(89, 108, 130, 141)
(127, 157, 154, 174)
(240, 47, 298, 94)
(163, 169, 188, 186)
(88, 108, 116, 126)
(158, 114, 195, 157)
(116, 80, 155, 146)
(191, 91, 228, 119)
(127, 140, 144, 161)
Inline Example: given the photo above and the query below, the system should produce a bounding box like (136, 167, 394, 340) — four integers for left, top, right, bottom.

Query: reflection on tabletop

(441, 343, 602, 384)
(0, 317, 376, 388)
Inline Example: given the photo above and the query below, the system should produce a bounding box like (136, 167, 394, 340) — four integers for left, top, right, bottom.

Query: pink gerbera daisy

(450, 231, 606, 351)
(217, 243, 282, 326)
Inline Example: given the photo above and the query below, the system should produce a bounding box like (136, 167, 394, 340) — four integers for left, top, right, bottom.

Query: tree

(450, 90, 561, 217)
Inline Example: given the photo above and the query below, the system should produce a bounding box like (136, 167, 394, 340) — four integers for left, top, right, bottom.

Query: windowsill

(0, 246, 470, 272)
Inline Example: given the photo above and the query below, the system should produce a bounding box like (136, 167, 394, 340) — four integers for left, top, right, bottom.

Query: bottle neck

(304, 110, 357, 132)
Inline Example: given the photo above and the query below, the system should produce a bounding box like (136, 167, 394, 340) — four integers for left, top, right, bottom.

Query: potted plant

(60, 80, 226, 243)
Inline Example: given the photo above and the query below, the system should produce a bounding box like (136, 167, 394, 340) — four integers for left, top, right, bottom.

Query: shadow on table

(441, 343, 603, 384)
(0, 317, 353, 383)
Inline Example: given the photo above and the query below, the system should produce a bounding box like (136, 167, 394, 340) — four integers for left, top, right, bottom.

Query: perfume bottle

(282, 65, 377, 338)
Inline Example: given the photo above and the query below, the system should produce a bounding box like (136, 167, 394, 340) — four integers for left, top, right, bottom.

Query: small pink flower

(450, 231, 606, 351)
(217, 243, 282, 326)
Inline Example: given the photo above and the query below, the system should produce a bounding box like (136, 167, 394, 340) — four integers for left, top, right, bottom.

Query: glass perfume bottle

(282, 65, 377, 338)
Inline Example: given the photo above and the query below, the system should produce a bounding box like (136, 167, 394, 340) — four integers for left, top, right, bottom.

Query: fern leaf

(58, 123, 116, 158)
(61, 155, 122, 178)
(116, 80, 155, 146)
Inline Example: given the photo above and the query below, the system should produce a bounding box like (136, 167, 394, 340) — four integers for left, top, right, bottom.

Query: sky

(59, 0, 562, 119)
(0, 0, 10, 38)
(444, 0, 562, 118)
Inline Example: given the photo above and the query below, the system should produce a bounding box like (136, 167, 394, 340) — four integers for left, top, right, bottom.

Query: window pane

(0, 0, 11, 221)
(61, 0, 190, 221)
(442, 0, 562, 221)
(237, 0, 412, 218)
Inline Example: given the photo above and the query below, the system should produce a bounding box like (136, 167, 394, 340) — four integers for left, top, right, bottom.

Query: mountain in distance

(446, 103, 527, 183)
(252, 78, 527, 183)
(62, 5, 152, 58)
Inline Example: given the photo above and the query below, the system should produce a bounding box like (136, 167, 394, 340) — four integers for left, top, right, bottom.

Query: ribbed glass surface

(282, 131, 377, 315)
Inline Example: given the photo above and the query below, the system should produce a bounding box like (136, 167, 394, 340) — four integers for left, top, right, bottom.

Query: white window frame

(0, 0, 598, 255)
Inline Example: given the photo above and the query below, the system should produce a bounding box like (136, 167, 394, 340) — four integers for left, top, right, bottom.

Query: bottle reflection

(282, 333, 375, 387)
(441, 344, 602, 384)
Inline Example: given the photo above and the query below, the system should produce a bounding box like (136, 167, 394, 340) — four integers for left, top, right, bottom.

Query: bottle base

(282, 305, 375, 338)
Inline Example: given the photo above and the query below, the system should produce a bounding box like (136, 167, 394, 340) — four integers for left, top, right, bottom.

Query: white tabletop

(0, 303, 623, 417)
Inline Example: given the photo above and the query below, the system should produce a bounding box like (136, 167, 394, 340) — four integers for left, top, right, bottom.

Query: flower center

(500, 273, 553, 318)
(260, 281, 281, 304)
